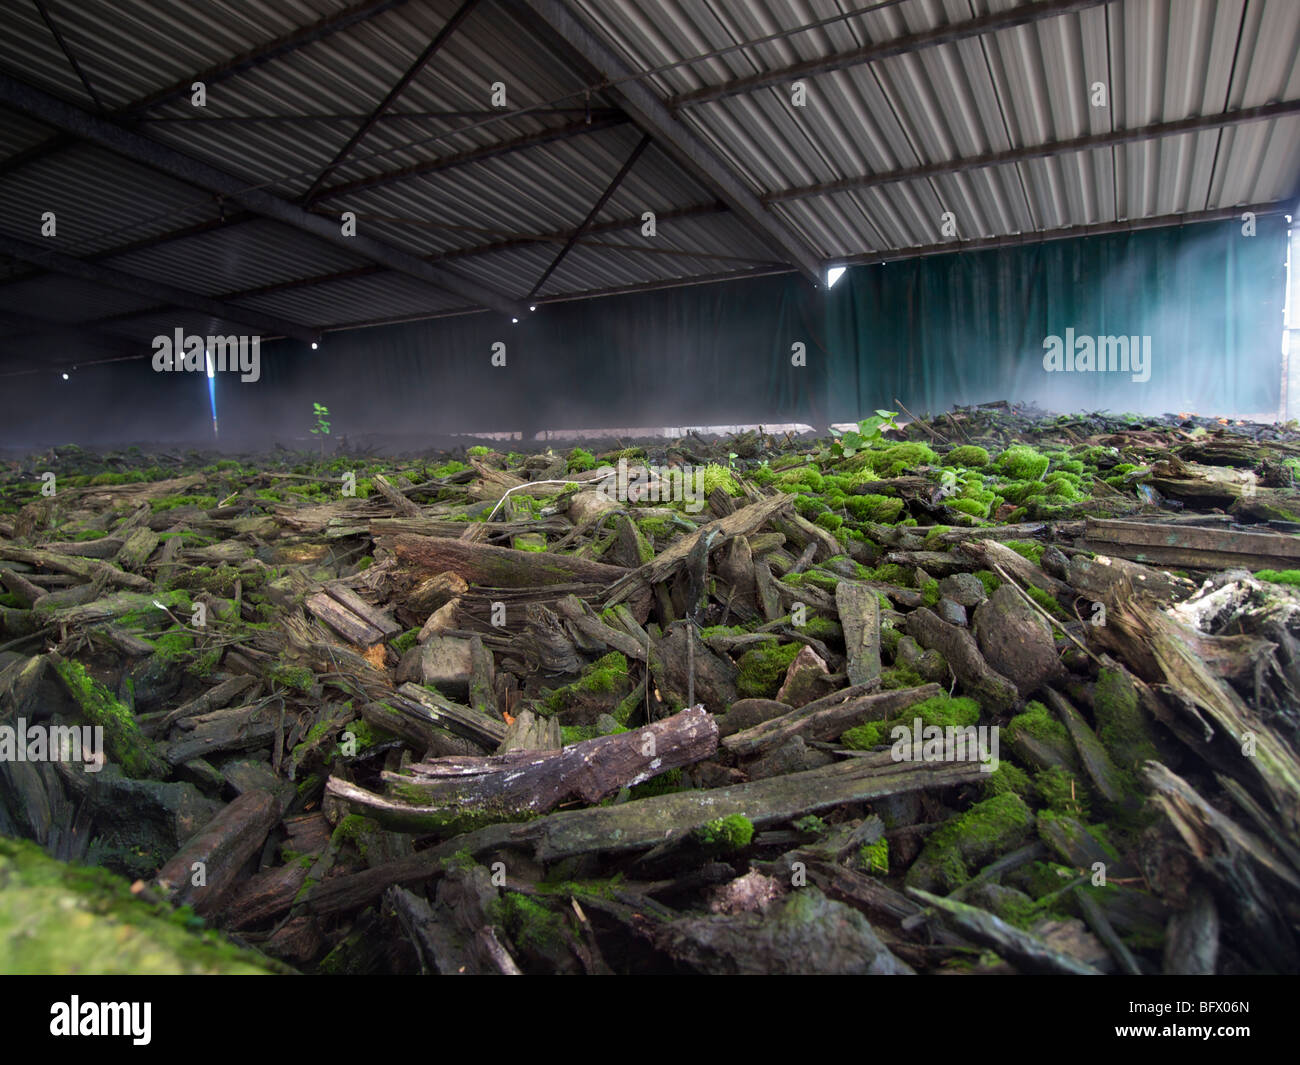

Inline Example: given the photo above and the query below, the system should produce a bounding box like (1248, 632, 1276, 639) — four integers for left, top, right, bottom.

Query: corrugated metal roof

(0, 0, 1295, 362)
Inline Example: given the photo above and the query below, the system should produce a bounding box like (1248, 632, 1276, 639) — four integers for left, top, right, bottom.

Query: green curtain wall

(238, 270, 828, 441)
(0, 216, 1284, 447)
(823, 214, 1286, 421)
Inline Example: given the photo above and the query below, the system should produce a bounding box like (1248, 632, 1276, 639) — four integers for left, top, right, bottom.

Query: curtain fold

(824, 216, 1286, 422)
(1, 217, 1284, 447)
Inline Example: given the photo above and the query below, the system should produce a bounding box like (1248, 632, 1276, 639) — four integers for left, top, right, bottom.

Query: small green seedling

(311, 403, 330, 456)
(830, 410, 899, 458)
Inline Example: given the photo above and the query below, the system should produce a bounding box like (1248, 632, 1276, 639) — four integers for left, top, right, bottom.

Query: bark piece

(904, 607, 1017, 712)
(957, 537, 1073, 599)
(154, 674, 257, 734)
(654, 887, 912, 975)
(323, 582, 401, 638)
(163, 703, 279, 766)
(835, 581, 881, 686)
(496, 709, 562, 754)
(414, 636, 473, 700)
(395, 682, 506, 749)
(1143, 762, 1298, 968)
(907, 889, 1103, 975)
(1162, 884, 1219, 975)
(372, 473, 422, 517)
(332, 707, 717, 823)
(603, 493, 795, 606)
(716, 698, 791, 738)
(725, 684, 937, 758)
(972, 584, 1061, 694)
(1085, 516, 1300, 571)
(154, 788, 281, 916)
(553, 594, 647, 662)
(225, 862, 312, 930)
(305, 591, 385, 647)
(1041, 687, 1131, 809)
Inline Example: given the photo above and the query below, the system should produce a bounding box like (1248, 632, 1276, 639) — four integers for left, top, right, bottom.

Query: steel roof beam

(0, 71, 528, 317)
(672, 0, 1110, 109)
(0, 232, 319, 342)
(120, 0, 416, 119)
(0, 0, 416, 178)
(513, 0, 823, 284)
(826, 201, 1290, 268)
(312, 112, 627, 201)
(8, 98, 1286, 294)
(528, 134, 650, 298)
(139, 107, 624, 127)
(0, 115, 625, 286)
(32, 0, 106, 112)
(301, 0, 482, 204)
(766, 100, 1300, 203)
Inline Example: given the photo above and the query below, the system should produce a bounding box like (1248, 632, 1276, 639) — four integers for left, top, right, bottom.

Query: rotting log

(384, 533, 630, 589)
(520, 753, 985, 864)
(906, 889, 1103, 975)
(1084, 517, 1300, 571)
(329, 706, 718, 823)
(836, 581, 882, 687)
(302, 755, 985, 916)
(723, 683, 932, 758)
(154, 788, 281, 916)
(0, 545, 151, 590)
(904, 607, 1017, 712)
(603, 493, 795, 606)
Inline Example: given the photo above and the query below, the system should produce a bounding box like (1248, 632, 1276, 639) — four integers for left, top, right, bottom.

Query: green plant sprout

(310, 403, 330, 457)
(830, 410, 899, 458)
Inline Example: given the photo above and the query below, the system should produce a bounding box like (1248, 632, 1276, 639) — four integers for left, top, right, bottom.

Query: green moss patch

(52, 658, 159, 779)
(736, 642, 803, 698)
(692, 814, 754, 851)
(1254, 569, 1300, 587)
(0, 837, 279, 974)
(994, 446, 1050, 481)
(905, 793, 1034, 892)
(946, 445, 990, 467)
(840, 693, 980, 750)
(858, 837, 889, 875)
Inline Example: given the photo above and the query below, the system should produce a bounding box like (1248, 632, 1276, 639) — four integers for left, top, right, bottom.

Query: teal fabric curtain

(0, 216, 1284, 447)
(238, 271, 830, 441)
(824, 215, 1287, 422)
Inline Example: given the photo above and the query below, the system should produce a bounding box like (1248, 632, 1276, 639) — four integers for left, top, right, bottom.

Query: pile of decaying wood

(1, 413, 1298, 974)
